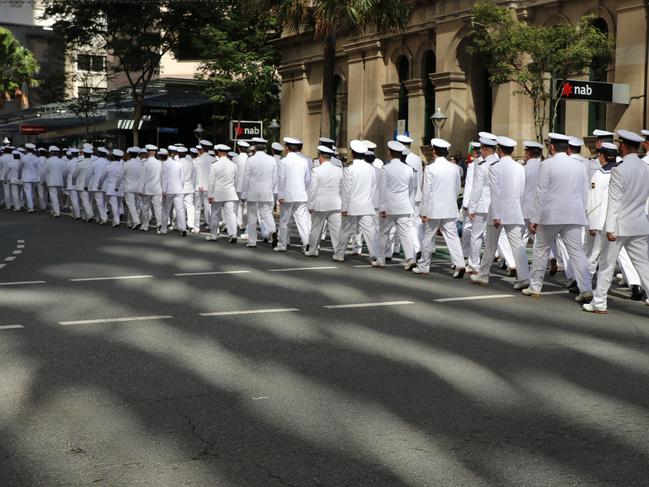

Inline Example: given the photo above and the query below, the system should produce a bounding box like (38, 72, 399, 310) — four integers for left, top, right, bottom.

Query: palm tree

(259, 0, 411, 139)
(0, 27, 40, 109)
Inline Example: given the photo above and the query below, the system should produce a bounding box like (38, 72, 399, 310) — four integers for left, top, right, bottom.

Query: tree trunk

(320, 28, 336, 140)
(132, 90, 144, 147)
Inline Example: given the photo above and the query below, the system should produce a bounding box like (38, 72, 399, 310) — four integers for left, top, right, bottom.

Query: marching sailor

(140, 144, 163, 232)
(116, 147, 143, 229)
(159, 147, 187, 236)
(206, 144, 238, 243)
(43, 146, 65, 218)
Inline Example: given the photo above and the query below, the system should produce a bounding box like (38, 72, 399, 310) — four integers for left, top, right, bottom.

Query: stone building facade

(276, 0, 649, 159)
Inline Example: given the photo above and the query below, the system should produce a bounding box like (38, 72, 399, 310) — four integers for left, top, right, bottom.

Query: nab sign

(556, 79, 630, 105)
(230, 120, 263, 141)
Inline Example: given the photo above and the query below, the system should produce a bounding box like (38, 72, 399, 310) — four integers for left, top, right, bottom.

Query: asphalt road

(1, 210, 649, 486)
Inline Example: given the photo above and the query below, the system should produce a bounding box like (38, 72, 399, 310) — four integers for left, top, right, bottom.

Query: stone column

(429, 71, 469, 150)
(403, 78, 426, 151)
(381, 83, 401, 144)
(277, 62, 308, 145)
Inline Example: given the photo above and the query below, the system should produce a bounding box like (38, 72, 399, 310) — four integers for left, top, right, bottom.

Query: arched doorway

(588, 18, 609, 133)
(397, 56, 409, 133)
(331, 74, 346, 148)
(458, 37, 493, 133)
(422, 51, 436, 141)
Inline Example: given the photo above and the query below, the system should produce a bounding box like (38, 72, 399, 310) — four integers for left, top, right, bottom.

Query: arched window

(422, 51, 436, 142)
(588, 18, 609, 133)
(331, 75, 346, 147)
(397, 56, 409, 133)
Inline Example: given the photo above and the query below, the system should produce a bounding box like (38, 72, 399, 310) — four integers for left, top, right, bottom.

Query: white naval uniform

(478, 155, 530, 283)
(140, 156, 163, 230)
(528, 151, 591, 293)
(335, 159, 379, 259)
(306, 159, 343, 255)
(20, 152, 40, 210)
(1, 153, 13, 209)
(8, 156, 22, 210)
(64, 157, 81, 218)
(88, 156, 109, 222)
(460, 160, 475, 255)
(194, 152, 214, 226)
(417, 157, 465, 273)
(405, 151, 423, 253)
(584, 164, 612, 275)
(73, 156, 94, 219)
(117, 158, 143, 226)
(241, 150, 277, 246)
(181, 156, 196, 229)
(44, 155, 66, 216)
(276, 152, 311, 249)
(377, 159, 416, 265)
(207, 156, 238, 238)
(521, 157, 541, 243)
(36, 154, 48, 210)
(98, 160, 125, 226)
(160, 158, 186, 233)
(591, 154, 649, 308)
(234, 152, 249, 230)
(467, 154, 494, 271)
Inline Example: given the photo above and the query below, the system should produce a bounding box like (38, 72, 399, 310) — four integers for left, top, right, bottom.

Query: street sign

(230, 120, 263, 141)
(20, 125, 47, 135)
(158, 127, 179, 134)
(556, 79, 630, 104)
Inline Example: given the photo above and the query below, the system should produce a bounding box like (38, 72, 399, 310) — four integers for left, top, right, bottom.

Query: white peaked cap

(112, 149, 124, 157)
(208, 150, 215, 155)
(568, 136, 584, 147)
(157, 148, 168, 155)
(547, 133, 571, 142)
(523, 141, 543, 149)
(12, 150, 20, 155)
(387, 140, 405, 153)
(396, 135, 413, 144)
(127, 147, 139, 154)
(616, 129, 644, 144)
(83, 147, 93, 154)
(38, 147, 47, 151)
(176, 146, 188, 153)
(66, 151, 72, 156)
(228, 151, 237, 158)
(48, 145, 60, 151)
(98, 147, 108, 154)
(70, 148, 80, 153)
(640, 129, 649, 137)
(430, 138, 451, 149)
(189, 147, 198, 154)
(215, 144, 232, 151)
(199, 139, 213, 147)
(139, 148, 148, 154)
(478, 131, 497, 140)
(145, 144, 158, 151)
(237, 140, 250, 147)
(251, 137, 267, 143)
(167, 145, 178, 151)
(592, 129, 614, 138)
(362, 140, 377, 150)
(496, 136, 517, 148)
(319, 137, 335, 144)
(479, 137, 497, 147)
(471, 141, 481, 148)
(25, 143, 36, 149)
(350, 139, 368, 154)
(365, 150, 375, 156)
(283, 137, 302, 145)
(317, 145, 334, 155)
(271, 142, 284, 151)
(599, 142, 618, 151)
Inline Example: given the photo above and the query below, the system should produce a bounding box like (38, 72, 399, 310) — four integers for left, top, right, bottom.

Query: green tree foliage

(43, 0, 225, 145)
(0, 27, 40, 108)
(197, 4, 280, 126)
(255, 0, 411, 139)
(468, 2, 612, 141)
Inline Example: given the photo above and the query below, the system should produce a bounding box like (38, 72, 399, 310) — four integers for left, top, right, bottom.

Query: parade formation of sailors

(2, 127, 649, 314)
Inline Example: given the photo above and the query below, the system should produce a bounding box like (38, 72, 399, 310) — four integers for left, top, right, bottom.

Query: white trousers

(92, 191, 107, 222)
(479, 224, 530, 282)
(124, 193, 141, 226)
(618, 247, 641, 287)
(140, 194, 162, 230)
(336, 214, 379, 258)
(161, 194, 186, 233)
(410, 201, 422, 253)
(468, 213, 487, 271)
(209, 201, 237, 237)
(246, 201, 276, 245)
(530, 224, 591, 293)
(48, 186, 61, 216)
(236, 195, 248, 229)
(183, 193, 195, 229)
(107, 195, 121, 225)
(23, 182, 35, 210)
(195, 191, 211, 227)
(497, 232, 516, 269)
(461, 210, 473, 256)
(584, 230, 602, 276)
(417, 218, 465, 272)
(2, 181, 10, 209)
(378, 214, 414, 264)
(37, 182, 47, 210)
(278, 201, 311, 247)
(308, 210, 341, 254)
(68, 190, 80, 218)
(79, 190, 93, 219)
(11, 184, 21, 210)
(592, 235, 649, 308)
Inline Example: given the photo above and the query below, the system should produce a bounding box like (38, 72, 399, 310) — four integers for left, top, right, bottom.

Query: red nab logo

(561, 81, 573, 97)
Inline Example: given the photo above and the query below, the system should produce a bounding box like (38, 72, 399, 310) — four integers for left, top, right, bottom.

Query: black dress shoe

(630, 285, 645, 301)
(416, 251, 421, 261)
(180, 230, 188, 237)
(271, 231, 278, 248)
(228, 237, 237, 244)
(385, 257, 392, 263)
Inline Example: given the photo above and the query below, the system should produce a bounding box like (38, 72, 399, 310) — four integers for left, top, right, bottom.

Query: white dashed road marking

(69, 275, 154, 282)
(434, 294, 515, 303)
(4, 257, 16, 261)
(59, 315, 173, 326)
(199, 308, 299, 317)
(0, 280, 47, 286)
(0, 325, 24, 330)
(323, 301, 414, 309)
(267, 266, 338, 272)
(174, 270, 250, 277)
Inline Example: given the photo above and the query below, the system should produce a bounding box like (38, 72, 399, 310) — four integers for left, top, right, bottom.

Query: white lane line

(199, 308, 299, 317)
(12, 250, 22, 255)
(17, 240, 24, 243)
(0, 280, 46, 286)
(0, 325, 24, 330)
(16, 245, 25, 249)
(267, 266, 338, 272)
(434, 294, 515, 303)
(324, 301, 414, 309)
(353, 263, 406, 268)
(0, 264, 5, 269)
(541, 290, 570, 295)
(4, 257, 15, 261)
(174, 270, 250, 277)
(60, 315, 173, 326)
(69, 275, 154, 282)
